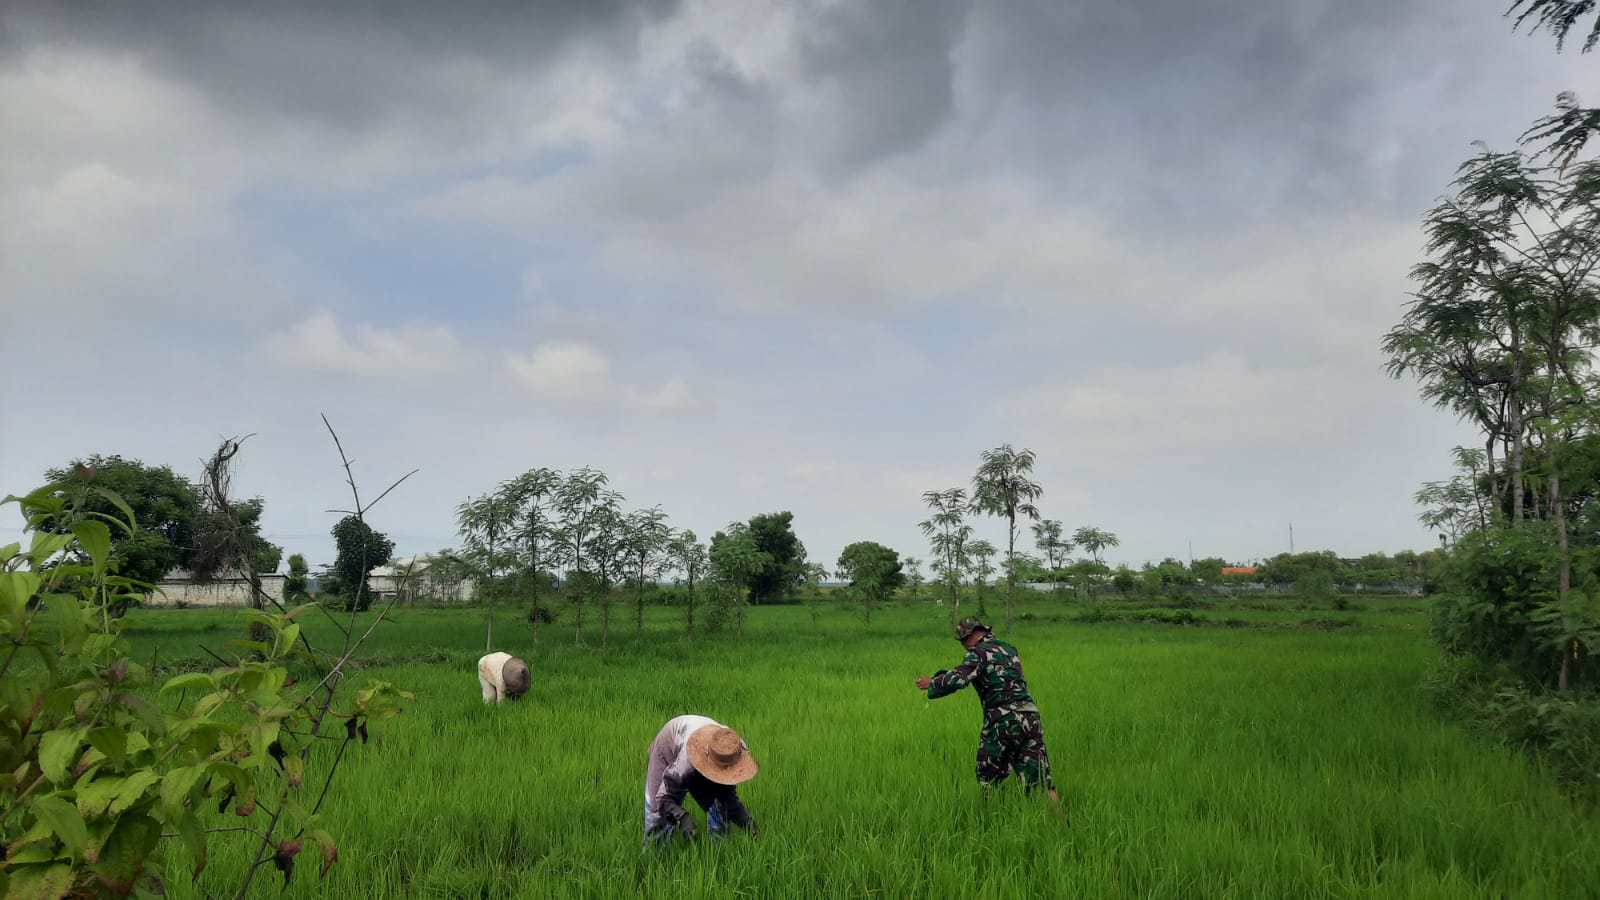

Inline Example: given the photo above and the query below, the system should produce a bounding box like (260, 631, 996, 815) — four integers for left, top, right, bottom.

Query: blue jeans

(642, 773, 751, 846)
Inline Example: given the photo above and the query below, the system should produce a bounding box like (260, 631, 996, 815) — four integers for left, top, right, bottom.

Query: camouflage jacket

(927, 634, 1038, 715)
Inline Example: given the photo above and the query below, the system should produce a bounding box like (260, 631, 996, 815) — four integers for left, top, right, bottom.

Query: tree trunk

(1004, 513, 1015, 631)
(529, 541, 540, 643)
(574, 606, 583, 646)
(248, 570, 269, 646)
(1509, 331, 1526, 524)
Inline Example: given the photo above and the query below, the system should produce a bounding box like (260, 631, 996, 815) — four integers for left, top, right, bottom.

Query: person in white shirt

(643, 714, 759, 844)
(477, 652, 530, 704)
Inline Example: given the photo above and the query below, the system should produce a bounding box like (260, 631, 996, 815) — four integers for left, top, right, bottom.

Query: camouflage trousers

(976, 707, 1053, 792)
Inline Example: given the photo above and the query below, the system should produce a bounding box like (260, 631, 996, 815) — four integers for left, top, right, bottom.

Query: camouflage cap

(954, 616, 990, 641)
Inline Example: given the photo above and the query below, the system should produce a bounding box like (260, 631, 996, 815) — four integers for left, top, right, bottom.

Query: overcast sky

(3, 1, 1597, 572)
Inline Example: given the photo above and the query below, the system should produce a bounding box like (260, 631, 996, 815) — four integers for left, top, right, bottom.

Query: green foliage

(1, 483, 410, 897)
(191, 495, 283, 583)
(1188, 557, 1227, 582)
(330, 516, 394, 613)
(42, 456, 200, 587)
(735, 511, 807, 605)
(1111, 567, 1138, 594)
(1071, 526, 1119, 564)
(835, 541, 905, 626)
(919, 487, 973, 612)
(1435, 524, 1569, 684)
(285, 554, 310, 604)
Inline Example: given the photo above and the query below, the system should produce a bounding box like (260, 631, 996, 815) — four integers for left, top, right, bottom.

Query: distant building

(1220, 566, 1258, 576)
(147, 572, 286, 608)
(146, 554, 474, 608)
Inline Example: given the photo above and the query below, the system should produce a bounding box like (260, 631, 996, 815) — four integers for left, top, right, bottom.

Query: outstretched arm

(923, 650, 980, 699)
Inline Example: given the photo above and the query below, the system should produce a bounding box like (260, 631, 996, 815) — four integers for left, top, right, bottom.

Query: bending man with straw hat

(643, 715, 760, 845)
(917, 617, 1059, 803)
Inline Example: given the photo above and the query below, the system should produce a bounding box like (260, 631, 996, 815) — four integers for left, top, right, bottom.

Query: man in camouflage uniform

(918, 617, 1058, 801)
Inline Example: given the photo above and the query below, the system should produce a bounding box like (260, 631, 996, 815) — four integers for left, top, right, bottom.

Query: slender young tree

(625, 506, 672, 642)
(968, 539, 997, 618)
(972, 444, 1044, 631)
(457, 492, 518, 651)
(667, 529, 708, 640)
(1072, 526, 1121, 565)
(903, 556, 925, 601)
(586, 500, 628, 650)
(919, 487, 973, 614)
(502, 467, 561, 638)
(1032, 518, 1073, 595)
(551, 467, 613, 646)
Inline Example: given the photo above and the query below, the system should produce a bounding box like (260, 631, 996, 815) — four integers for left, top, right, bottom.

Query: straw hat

(685, 725, 759, 785)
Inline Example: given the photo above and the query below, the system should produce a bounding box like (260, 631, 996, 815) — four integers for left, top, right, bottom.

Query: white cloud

(259, 311, 467, 380)
(505, 341, 699, 412)
(998, 352, 1370, 457)
(790, 461, 854, 482)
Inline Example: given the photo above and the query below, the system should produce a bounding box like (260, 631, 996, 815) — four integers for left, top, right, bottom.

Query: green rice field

(119, 595, 1598, 899)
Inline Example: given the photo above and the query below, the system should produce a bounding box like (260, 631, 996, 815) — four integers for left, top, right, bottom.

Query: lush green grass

(121, 597, 1597, 899)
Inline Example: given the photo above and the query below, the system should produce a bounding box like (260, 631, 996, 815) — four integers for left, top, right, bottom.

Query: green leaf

(39, 728, 84, 784)
(91, 486, 138, 533)
(160, 672, 214, 694)
(0, 540, 20, 559)
(5, 863, 73, 900)
(69, 520, 112, 572)
(87, 727, 128, 768)
(161, 765, 209, 818)
(32, 794, 89, 857)
(94, 812, 159, 893)
(118, 693, 166, 735)
(172, 809, 208, 878)
(77, 775, 127, 818)
(0, 570, 42, 617)
(278, 622, 301, 657)
(110, 769, 161, 816)
(45, 593, 87, 653)
(5, 841, 58, 864)
(29, 530, 73, 562)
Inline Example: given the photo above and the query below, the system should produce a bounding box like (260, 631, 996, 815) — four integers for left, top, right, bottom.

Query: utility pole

(1289, 522, 1295, 554)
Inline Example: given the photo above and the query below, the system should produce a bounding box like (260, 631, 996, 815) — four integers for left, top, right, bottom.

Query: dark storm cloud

(1, 0, 678, 132)
(791, 0, 969, 171)
(950, 0, 1551, 226)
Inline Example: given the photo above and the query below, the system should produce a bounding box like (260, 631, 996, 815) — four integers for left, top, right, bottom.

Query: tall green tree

(972, 444, 1043, 631)
(835, 541, 905, 627)
(43, 455, 200, 587)
(1388, 147, 1600, 689)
